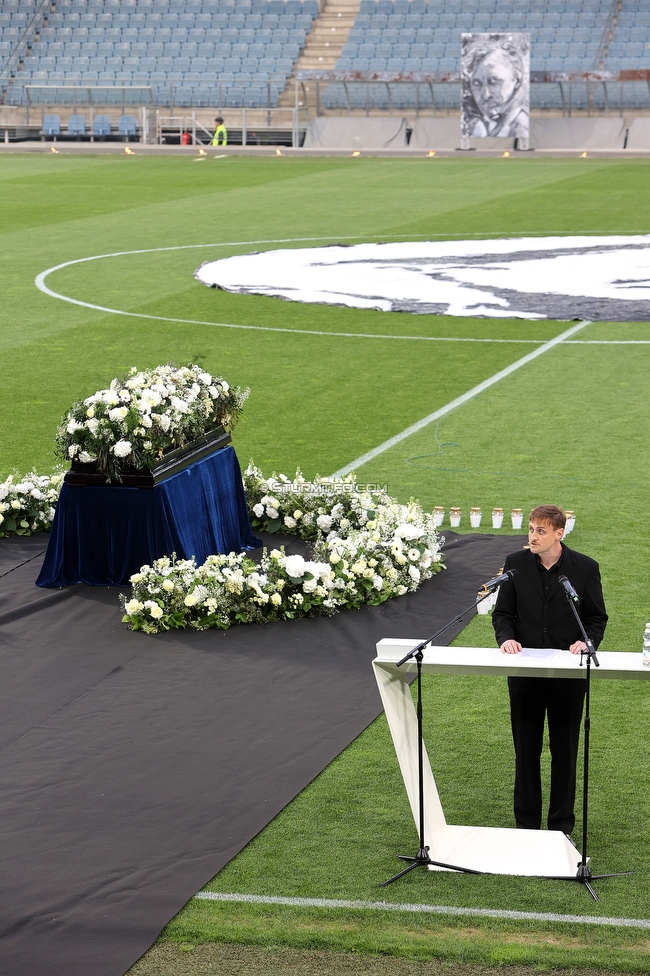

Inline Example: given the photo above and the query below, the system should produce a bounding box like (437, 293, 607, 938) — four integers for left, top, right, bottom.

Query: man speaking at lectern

(492, 505, 608, 836)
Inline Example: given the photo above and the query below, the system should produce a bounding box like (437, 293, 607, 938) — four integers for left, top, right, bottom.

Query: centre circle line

(33, 237, 549, 345)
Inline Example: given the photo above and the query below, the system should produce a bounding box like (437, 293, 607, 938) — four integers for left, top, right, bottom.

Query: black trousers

(508, 678, 584, 834)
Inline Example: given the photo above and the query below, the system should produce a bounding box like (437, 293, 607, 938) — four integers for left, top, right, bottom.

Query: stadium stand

(0, 0, 648, 120)
(321, 0, 642, 112)
(1, 0, 320, 109)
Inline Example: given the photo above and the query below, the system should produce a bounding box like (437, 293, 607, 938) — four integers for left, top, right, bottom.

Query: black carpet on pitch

(0, 530, 523, 976)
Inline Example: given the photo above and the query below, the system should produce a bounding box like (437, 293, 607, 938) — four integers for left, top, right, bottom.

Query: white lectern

(373, 641, 649, 880)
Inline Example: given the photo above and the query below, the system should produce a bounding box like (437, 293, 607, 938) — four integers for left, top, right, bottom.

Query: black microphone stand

(558, 584, 632, 900)
(380, 588, 497, 887)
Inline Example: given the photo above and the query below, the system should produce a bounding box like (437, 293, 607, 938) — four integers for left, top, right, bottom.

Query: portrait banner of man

(461, 33, 530, 149)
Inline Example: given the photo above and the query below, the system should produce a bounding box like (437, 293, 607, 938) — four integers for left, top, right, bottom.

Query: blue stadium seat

(42, 113, 61, 137)
(93, 114, 111, 137)
(67, 114, 86, 136)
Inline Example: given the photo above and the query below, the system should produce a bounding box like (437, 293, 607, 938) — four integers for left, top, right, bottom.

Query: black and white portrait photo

(461, 33, 530, 141)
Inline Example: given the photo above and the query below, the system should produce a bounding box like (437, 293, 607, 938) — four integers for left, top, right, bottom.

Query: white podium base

(424, 824, 582, 877)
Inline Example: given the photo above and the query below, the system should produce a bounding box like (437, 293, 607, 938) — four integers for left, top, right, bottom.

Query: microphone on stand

(481, 568, 517, 592)
(559, 575, 580, 603)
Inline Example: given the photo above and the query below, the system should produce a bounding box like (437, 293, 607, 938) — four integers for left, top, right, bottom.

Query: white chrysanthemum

(373, 575, 383, 590)
(102, 391, 121, 406)
(85, 418, 99, 434)
(283, 515, 297, 529)
(66, 418, 84, 434)
(78, 452, 96, 464)
(271, 592, 282, 606)
(408, 564, 420, 583)
(113, 440, 132, 458)
(266, 506, 279, 519)
(252, 503, 264, 517)
(302, 578, 318, 593)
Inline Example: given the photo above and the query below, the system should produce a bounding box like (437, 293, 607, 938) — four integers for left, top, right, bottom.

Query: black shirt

(537, 546, 565, 604)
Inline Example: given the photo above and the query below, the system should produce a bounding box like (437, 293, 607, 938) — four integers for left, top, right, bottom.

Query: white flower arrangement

(120, 466, 445, 634)
(56, 363, 249, 482)
(0, 471, 64, 538)
(120, 548, 339, 634)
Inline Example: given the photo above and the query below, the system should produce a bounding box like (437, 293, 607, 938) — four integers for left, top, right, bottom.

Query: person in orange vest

(212, 117, 228, 146)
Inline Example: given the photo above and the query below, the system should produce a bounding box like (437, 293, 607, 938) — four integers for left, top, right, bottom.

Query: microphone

(481, 568, 517, 591)
(559, 575, 580, 603)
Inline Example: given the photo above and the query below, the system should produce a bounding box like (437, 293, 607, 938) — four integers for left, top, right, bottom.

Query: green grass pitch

(1, 152, 649, 973)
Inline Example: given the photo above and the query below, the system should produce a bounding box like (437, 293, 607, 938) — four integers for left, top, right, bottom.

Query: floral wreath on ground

(0, 471, 65, 538)
(120, 464, 445, 634)
(55, 363, 249, 483)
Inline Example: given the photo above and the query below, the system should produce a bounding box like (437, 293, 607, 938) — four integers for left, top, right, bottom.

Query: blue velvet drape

(36, 446, 260, 587)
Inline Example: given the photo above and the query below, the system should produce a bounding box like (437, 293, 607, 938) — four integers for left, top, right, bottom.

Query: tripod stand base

(548, 866, 633, 901)
(380, 847, 483, 887)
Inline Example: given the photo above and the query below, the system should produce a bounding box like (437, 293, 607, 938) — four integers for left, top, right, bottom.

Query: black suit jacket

(492, 543, 608, 697)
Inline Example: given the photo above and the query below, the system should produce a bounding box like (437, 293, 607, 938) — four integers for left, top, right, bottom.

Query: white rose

(329, 552, 341, 565)
(317, 514, 333, 531)
(148, 604, 163, 619)
(397, 585, 408, 596)
(293, 510, 303, 520)
(11, 500, 21, 510)
(85, 418, 99, 434)
(109, 406, 129, 422)
(130, 572, 144, 583)
(125, 599, 144, 614)
(395, 524, 423, 541)
(284, 554, 306, 578)
(283, 515, 297, 529)
(113, 440, 132, 458)
(302, 578, 318, 593)
(266, 507, 279, 519)
(408, 564, 421, 582)
(162, 579, 174, 592)
(395, 554, 407, 566)
(66, 418, 84, 434)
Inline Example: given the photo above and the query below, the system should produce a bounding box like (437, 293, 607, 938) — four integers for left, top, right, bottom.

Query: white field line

(34, 243, 548, 344)
(331, 320, 590, 478)
(193, 891, 650, 931)
(35, 244, 648, 345)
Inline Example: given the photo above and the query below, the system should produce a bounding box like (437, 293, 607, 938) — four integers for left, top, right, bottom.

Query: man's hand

(569, 640, 587, 655)
(500, 640, 523, 654)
